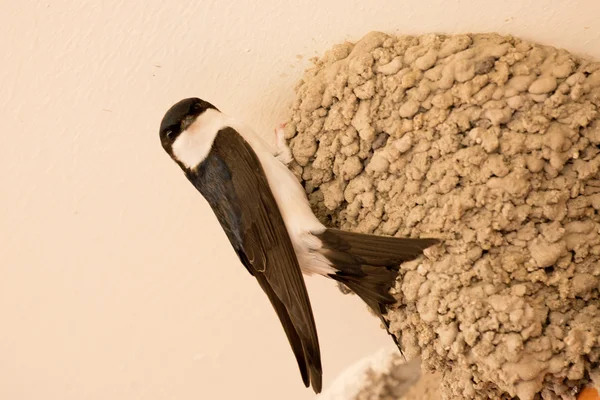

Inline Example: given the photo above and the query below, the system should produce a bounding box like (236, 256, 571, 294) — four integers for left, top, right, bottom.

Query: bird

(158, 97, 439, 393)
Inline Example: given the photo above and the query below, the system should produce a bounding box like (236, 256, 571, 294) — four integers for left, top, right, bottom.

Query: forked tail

(316, 228, 439, 348)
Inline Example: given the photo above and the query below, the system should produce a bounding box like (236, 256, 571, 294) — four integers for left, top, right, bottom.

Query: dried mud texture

(285, 32, 600, 399)
(353, 353, 440, 400)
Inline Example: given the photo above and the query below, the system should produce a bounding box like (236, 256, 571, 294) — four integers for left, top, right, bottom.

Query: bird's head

(159, 97, 221, 170)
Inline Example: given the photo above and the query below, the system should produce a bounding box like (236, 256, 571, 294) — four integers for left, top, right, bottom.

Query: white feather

(171, 109, 335, 276)
(171, 108, 224, 170)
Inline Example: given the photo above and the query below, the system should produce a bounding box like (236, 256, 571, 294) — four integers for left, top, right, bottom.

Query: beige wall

(1, 1, 599, 399)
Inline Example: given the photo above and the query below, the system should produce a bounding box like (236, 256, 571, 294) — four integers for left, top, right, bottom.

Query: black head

(159, 97, 218, 155)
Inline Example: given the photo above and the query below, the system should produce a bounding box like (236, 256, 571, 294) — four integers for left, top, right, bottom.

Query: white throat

(171, 108, 229, 170)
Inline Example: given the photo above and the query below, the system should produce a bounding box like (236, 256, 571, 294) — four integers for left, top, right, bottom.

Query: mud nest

(284, 32, 600, 399)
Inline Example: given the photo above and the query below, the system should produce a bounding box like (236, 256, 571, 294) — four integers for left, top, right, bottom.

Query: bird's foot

(274, 123, 293, 165)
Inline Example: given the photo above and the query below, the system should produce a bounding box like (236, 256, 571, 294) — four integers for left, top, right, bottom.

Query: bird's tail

(315, 228, 439, 348)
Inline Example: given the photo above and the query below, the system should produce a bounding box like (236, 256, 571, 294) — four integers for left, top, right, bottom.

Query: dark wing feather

(252, 268, 309, 387)
(188, 127, 322, 393)
(318, 228, 439, 266)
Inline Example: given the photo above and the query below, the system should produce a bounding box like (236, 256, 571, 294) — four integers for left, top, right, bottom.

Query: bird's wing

(190, 127, 322, 393)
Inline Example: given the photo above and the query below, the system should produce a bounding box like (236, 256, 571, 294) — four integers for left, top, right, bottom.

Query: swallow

(158, 97, 439, 393)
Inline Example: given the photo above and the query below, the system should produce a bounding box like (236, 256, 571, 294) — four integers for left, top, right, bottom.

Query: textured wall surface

(1, 1, 599, 400)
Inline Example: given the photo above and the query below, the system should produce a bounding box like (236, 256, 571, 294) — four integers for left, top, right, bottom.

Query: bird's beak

(181, 115, 196, 132)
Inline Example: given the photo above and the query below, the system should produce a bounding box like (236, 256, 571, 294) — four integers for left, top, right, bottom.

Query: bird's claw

(274, 123, 293, 165)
